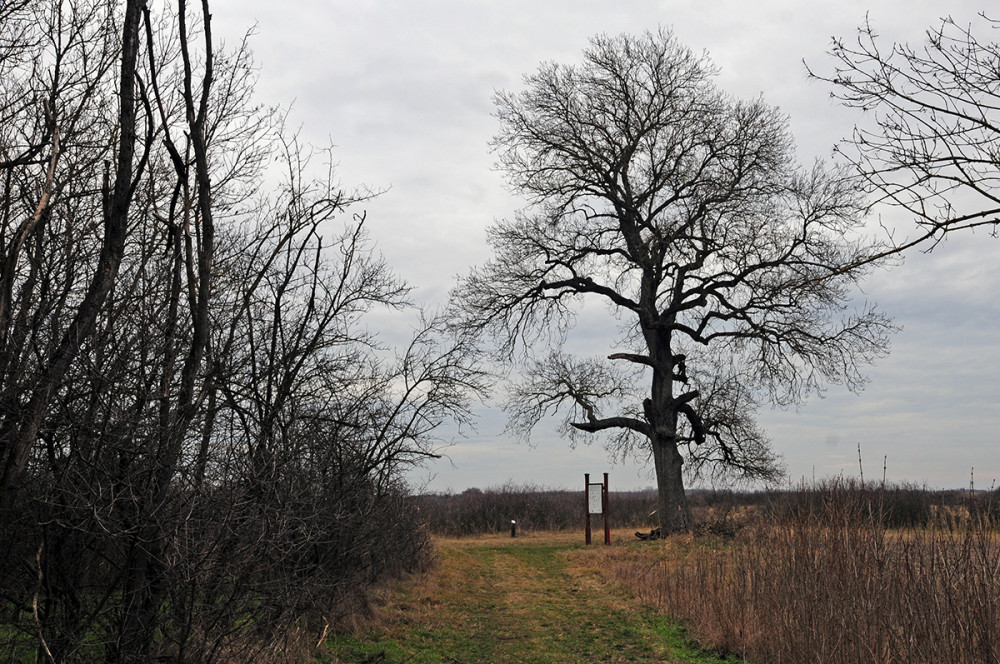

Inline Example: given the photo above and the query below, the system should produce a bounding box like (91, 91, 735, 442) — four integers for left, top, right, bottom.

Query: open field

(593, 499, 1000, 663)
(323, 531, 743, 664)
(328, 483, 1000, 664)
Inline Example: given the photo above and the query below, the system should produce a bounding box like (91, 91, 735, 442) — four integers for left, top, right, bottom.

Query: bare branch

(811, 14, 1000, 263)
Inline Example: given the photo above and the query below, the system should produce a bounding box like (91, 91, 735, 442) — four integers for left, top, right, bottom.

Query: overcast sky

(211, 0, 998, 493)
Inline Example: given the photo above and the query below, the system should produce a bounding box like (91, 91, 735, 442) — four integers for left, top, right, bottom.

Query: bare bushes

(760, 481, 948, 528)
(0, 2, 481, 660)
(611, 481, 1000, 664)
(151, 473, 432, 662)
(417, 483, 658, 536)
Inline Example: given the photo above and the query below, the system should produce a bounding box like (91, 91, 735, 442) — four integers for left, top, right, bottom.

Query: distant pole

(510, 520, 517, 538)
(584, 473, 592, 545)
(603, 472, 610, 545)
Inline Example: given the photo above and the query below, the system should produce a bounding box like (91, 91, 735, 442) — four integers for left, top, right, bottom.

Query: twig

(857, 442, 864, 484)
(32, 541, 56, 664)
(316, 617, 329, 648)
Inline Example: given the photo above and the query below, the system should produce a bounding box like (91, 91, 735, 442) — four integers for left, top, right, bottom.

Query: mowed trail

(325, 533, 737, 664)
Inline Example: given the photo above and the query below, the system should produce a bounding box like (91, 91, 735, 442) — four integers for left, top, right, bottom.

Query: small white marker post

(584, 473, 610, 545)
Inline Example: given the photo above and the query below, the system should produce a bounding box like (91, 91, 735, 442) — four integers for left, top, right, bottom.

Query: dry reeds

(610, 480, 1000, 664)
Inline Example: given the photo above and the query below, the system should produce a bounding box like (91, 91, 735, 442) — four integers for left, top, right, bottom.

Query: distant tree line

(416, 483, 660, 536)
(417, 481, 1000, 538)
(0, 1, 483, 661)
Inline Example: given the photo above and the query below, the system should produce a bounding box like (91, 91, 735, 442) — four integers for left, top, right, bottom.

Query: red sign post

(584, 472, 610, 545)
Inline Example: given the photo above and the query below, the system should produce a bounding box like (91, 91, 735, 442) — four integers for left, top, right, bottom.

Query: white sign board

(588, 484, 603, 514)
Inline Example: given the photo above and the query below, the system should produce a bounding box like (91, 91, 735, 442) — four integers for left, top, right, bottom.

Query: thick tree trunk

(651, 434, 690, 533)
(644, 321, 691, 534)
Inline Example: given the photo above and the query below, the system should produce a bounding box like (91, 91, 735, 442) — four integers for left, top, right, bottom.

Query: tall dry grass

(608, 481, 1000, 664)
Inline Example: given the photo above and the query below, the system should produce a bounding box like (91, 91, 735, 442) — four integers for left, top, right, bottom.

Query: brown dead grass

(591, 514, 1000, 664)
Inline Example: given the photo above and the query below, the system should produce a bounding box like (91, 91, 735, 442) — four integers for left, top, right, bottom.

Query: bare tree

(0, 1, 485, 660)
(812, 13, 1000, 260)
(451, 30, 894, 533)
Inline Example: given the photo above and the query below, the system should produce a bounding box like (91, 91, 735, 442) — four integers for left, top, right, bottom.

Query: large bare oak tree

(452, 30, 894, 533)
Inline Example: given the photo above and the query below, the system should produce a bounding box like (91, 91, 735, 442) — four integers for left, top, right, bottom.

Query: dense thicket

(0, 2, 481, 661)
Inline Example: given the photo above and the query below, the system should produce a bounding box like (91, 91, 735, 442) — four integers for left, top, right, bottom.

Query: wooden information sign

(584, 472, 610, 545)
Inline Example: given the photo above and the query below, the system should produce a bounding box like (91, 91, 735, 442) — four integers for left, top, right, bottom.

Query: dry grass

(593, 487, 1000, 664)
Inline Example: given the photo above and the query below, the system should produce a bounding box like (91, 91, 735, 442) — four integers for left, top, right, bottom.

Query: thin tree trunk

(113, 2, 216, 657)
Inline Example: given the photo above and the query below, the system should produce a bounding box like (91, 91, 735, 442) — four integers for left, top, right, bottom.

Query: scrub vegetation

(415, 483, 660, 537)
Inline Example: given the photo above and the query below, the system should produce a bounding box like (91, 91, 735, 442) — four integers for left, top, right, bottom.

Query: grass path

(323, 532, 743, 664)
